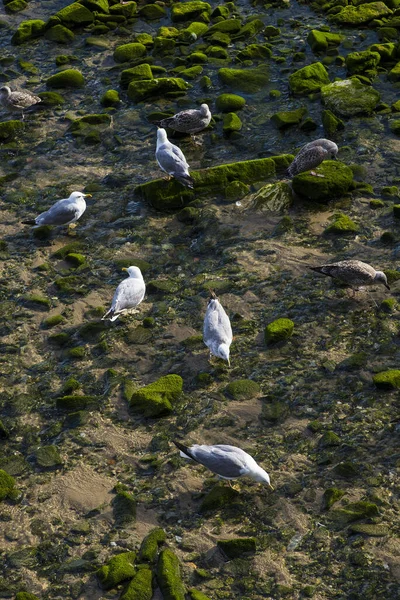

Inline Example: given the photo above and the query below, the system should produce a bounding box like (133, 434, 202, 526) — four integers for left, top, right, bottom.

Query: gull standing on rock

(310, 260, 390, 294)
(22, 191, 91, 229)
(157, 104, 212, 138)
(173, 441, 273, 488)
(203, 291, 232, 366)
(287, 138, 338, 177)
(155, 128, 194, 189)
(102, 266, 146, 322)
(0, 85, 41, 120)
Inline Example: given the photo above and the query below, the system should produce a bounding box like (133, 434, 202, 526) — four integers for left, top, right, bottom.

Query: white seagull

(102, 266, 146, 322)
(155, 128, 194, 188)
(22, 191, 91, 228)
(203, 291, 232, 366)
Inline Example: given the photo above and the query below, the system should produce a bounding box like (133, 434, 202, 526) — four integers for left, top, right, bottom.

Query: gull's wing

(191, 445, 250, 478)
(110, 278, 145, 313)
(36, 198, 82, 226)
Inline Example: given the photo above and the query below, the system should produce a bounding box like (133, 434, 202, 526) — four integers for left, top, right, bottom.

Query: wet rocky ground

(0, 0, 400, 599)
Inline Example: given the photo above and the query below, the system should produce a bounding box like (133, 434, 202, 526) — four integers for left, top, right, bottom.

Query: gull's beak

(122, 267, 128, 272)
(84, 193, 92, 198)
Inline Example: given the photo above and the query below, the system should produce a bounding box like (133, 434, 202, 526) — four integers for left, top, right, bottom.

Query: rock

(101, 89, 120, 107)
(22, 294, 51, 309)
(46, 68, 85, 88)
(215, 93, 245, 112)
(68, 113, 111, 143)
(38, 91, 65, 106)
(217, 538, 256, 559)
(189, 590, 212, 600)
(321, 78, 380, 117)
(225, 379, 261, 400)
(128, 77, 190, 102)
(56, 2, 94, 26)
(291, 161, 353, 202)
(388, 61, 400, 82)
(325, 212, 358, 234)
(264, 318, 294, 344)
(319, 431, 340, 447)
(96, 551, 136, 589)
(234, 19, 265, 40)
(153, 37, 176, 55)
(179, 65, 203, 79)
(349, 523, 389, 536)
(289, 62, 330, 95)
(139, 3, 166, 19)
(0, 469, 17, 501)
(6, 0, 28, 13)
(345, 50, 380, 74)
(373, 369, 400, 389)
(177, 206, 200, 223)
(113, 486, 136, 527)
(120, 63, 153, 88)
(222, 112, 242, 134)
(218, 66, 269, 92)
(120, 567, 153, 600)
(188, 51, 208, 63)
(0, 120, 24, 142)
(322, 109, 344, 136)
(207, 45, 228, 59)
(113, 42, 147, 62)
(271, 107, 307, 129)
(330, 501, 379, 526)
(56, 395, 98, 411)
(199, 484, 239, 512)
(205, 18, 241, 35)
(82, 0, 109, 12)
(265, 25, 280, 37)
(15, 594, 40, 600)
(394, 203, 400, 216)
(307, 29, 344, 53)
(171, 1, 211, 22)
(333, 461, 359, 479)
(225, 180, 249, 200)
(369, 42, 396, 61)
(390, 120, 400, 135)
(35, 445, 63, 468)
(322, 487, 345, 510)
(139, 527, 167, 563)
(248, 182, 293, 212)
(11, 19, 45, 44)
(331, 2, 392, 26)
(109, 1, 136, 17)
(185, 21, 208, 36)
(157, 549, 186, 600)
(126, 374, 183, 417)
(0, 419, 9, 439)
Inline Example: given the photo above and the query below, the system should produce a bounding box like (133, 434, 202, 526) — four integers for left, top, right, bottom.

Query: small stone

(264, 318, 294, 344)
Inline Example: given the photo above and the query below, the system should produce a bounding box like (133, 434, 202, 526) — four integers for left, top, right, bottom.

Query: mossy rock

(11, 19, 45, 44)
(225, 180, 250, 200)
(113, 42, 147, 63)
(331, 2, 392, 26)
(205, 18, 241, 35)
(321, 78, 380, 117)
(5, 0, 28, 13)
(189, 591, 212, 600)
(46, 69, 85, 88)
(217, 538, 256, 559)
(147, 279, 180, 294)
(388, 61, 400, 82)
(56, 395, 98, 411)
(35, 445, 63, 468)
(38, 91, 65, 106)
(45, 24, 75, 43)
(222, 112, 242, 134)
(322, 109, 344, 136)
(171, 1, 211, 23)
(127, 374, 183, 417)
(349, 523, 389, 536)
(139, 3, 166, 19)
(15, 593, 41, 600)
(120, 567, 153, 600)
(265, 318, 294, 344)
(319, 430, 340, 447)
(100, 89, 120, 107)
(369, 42, 396, 61)
(288, 62, 330, 95)
(233, 19, 264, 40)
(345, 50, 380, 74)
(128, 77, 190, 102)
(291, 161, 353, 202)
(373, 369, 400, 389)
(218, 66, 269, 93)
(271, 107, 307, 129)
(112, 486, 136, 527)
(334, 461, 358, 479)
(330, 501, 379, 526)
(53, 241, 83, 258)
(225, 379, 261, 401)
(153, 37, 176, 55)
(156, 549, 186, 600)
(0, 120, 24, 142)
(179, 65, 203, 79)
(177, 206, 200, 223)
(236, 42, 272, 60)
(325, 212, 359, 234)
(56, 2, 94, 26)
(307, 29, 344, 53)
(139, 527, 167, 563)
(22, 293, 51, 309)
(0, 419, 9, 439)
(97, 551, 136, 589)
(121, 64, 153, 88)
(322, 487, 345, 510)
(0, 469, 17, 501)
(109, 1, 136, 17)
(135, 178, 194, 211)
(249, 181, 293, 212)
(215, 93, 245, 112)
(82, 0, 109, 12)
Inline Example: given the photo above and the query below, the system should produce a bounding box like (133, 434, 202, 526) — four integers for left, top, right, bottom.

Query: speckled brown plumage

(158, 103, 211, 135)
(310, 259, 390, 290)
(288, 138, 338, 177)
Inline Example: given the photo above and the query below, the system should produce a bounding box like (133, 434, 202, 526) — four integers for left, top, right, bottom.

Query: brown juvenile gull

(157, 104, 211, 136)
(102, 266, 146, 322)
(287, 138, 338, 177)
(22, 191, 91, 228)
(155, 128, 194, 188)
(203, 290, 233, 366)
(173, 441, 273, 488)
(0, 85, 41, 120)
(310, 260, 390, 293)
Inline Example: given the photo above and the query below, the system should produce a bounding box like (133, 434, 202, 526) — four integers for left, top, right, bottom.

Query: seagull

(157, 104, 211, 138)
(287, 138, 338, 177)
(102, 266, 146, 322)
(173, 441, 273, 488)
(155, 128, 194, 189)
(203, 290, 232, 366)
(310, 260, 390, 295)
(0, 85, 41, 120)
(22, 191, 91, 229)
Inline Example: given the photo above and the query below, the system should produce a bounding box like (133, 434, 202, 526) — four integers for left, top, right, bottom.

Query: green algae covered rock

(83, 0, 109, 12)
(11, 19, 45, 44)
(0, 469, 17, 501)
(249, 181, 293, 212)
(349, 523, 389, 536)
(128, 77, 190, 102)
(157, 549, 186, 600)
(325, 212, 359, 234)
(35, 445, 63, 468)
(139, 527, 167, 563)
(139, 3, 166, 19)
(110, 1, 136, 17)
(121, 64, 153, 88)
(46, 68, 85, 88)
(0, 120, 24, 142)
(113, 42, 146, 63)
(321, 78, 379, 117)
(200, 484, 239, 512)
(345, 50, 380, 74)
(236, 43, 272, 61)
(45, 25, 75, 43)
(322, 487, 345, 510)
(113, 486, 136, 527)
(265, 318, 294, 344)
(330, 501, 379, 526)
(369, 42, 396, 61)
(388, 61, 400, 82)
(189, 591, 212, 600)
(292, 161, 353, 202)
(120, 567, 153, 600)
(127, 374, 183, 417)
(215, 93, 245, 112)
(307, 29, 344, 53)
(38, 91, 65, 107)
(322, 109, 344, 136)
(171, 1, 211, 22)
(135, 178, 194, 211)
(331, 2, 392, 26)
(218, 66, 268, 92)
(223, 112, 242, 134)
(15, 593, 41, 600)
(101, 89, 120, 107)
(97, 551, 136, 589)
(5, 0, 28, 13)
(373, 369, 400, 389)
(56, 395, 98, 411)
(271, 107, 307, 129)
(289, 62, 330, 95)
(56, 2, 94, 26)
(225, 379, 261, 401)
(217, 538, 256, 559)
(205, 17, 241, 35)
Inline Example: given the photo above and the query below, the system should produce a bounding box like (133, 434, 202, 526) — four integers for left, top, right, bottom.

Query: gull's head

(69, 191, 92, 201)
(200, 103, 211, 118)
(320, 139, 338, 159)
(253, 467, 273, 488)
(0, 86, 11, 98)
(122, 266, 143, 279)
(375, 270, 390, 290)
(217, 343, 230, 365)
(157, 128, 168, 144)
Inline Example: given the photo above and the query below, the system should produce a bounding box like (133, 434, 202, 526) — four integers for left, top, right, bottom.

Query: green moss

(121, 64, 153, 88)
(321, 78, 380, 117)
(0, 420, 9, 439)
(349, 523, 389, 536)
(234, 19, 264, 40)
(225, 379, 260, 401)
(139, 527, 166, 563)
(62, 376, 81, 393)
(153, 37, 176, 55)
(127, 374, 183, 417)
(225, 180, 249, 200)
(292, 161, 353, 202)
(264, 318, 294, 344)
(157, 549, 186, 600)
(171, 1, 211, 22)
(319, 430, 341, 447)
(65, 252, 86, 266)
(97, 551, 136, 589)
(205, 18, 240, 35)
(189, 591, 212, 600)
(45, 24, 75, 43)
(0, 120, 24, 142)
(345, 50, 380, 74)
(112, 487, 136, 526)
(323, 487, 345, 509)
(128, 77, 190, 102)
(373, 369, 400, 389)
(177, 206, 200, 223)
(56, 2, 94, 26)
(42, 314, 64, 328)
(325, 212, 359, 234)
(217, 538, 256, 558)
(289, 62, 330, 95)
(6, 0, 27, 12)
(334, 461, 358, 479)
(15, 594, 41, 600)
(271, 107, 307, 129)
(147, 279, 180, 294)
(109, 1, 136, 17)
(38, 91, 65, 106)
(265, 25, 280, 37)
(215, 93, 245, 112)
(307, 29, 344, 53)
(218, 66, 269, 93)
(330, 501, 379, 525)
(120, 567, 153, 600)
(222, 112, 242, 134)
(46, 68, 85, 88)
(113, 42, 147, 62)
(380, 298, 396, 313)
(11, 19, 45, 44)
(35, 445, 63, 468)
(0, 469, 17, 501)
(49, 332, 70, 346)
(68, 346, 86, 358)
(322, 109, 344, 137)
(237, 43, 272, 61)
(139, 3, 166, 19)
(22, 293, 51, 309)
(100, 89, 119, 107)
(188, 51, 208, 64)
(53, 241, 83, 258)
(331, 2, 392, 26)
(56, 395, 98, 411)
(179, 65, 203, 79)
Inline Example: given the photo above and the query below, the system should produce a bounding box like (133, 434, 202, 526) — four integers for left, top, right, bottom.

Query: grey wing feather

(111, 279, 145, 312)
(192, 446, 248, 478)
(157, 144, 189, 176)
(36, 200, 80, 225)
(288, 147, 326, 177)
(204, 302, 232, 345)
